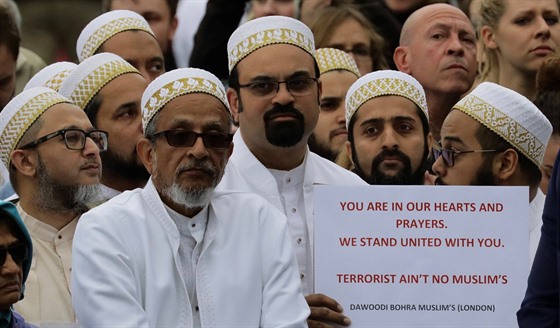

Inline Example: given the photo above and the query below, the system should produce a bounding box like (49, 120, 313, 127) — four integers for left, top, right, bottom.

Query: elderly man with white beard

(0, 87, 105, 325)
(71, 68, 309, 327)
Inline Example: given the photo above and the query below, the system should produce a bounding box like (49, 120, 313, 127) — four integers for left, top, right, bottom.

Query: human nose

(535, 17, 551, 39)
(83, 135, 102, 157)
(447, 34, 465, 56)
(271, 81, 295, 105)
(381, 128, 399, 149)
(432, 154, 446, 178)
(187, 134, 210, 160)
(1, 252, 21, 275)
(260, 0, 278, 15)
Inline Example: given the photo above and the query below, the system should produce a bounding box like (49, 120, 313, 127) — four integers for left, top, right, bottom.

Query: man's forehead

(441, 110, 480, 143)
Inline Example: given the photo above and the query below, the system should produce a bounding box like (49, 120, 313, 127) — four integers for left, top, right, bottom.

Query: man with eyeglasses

(432, 82, 552, 265)
(0, 200, 34, 328)
(345, 70, 433, 185)
(0, 87, 105, 325)
(219, 16, 366, 327)
(71, 68, 309, 326)
(394, 3, 477, 141)
(59, 52, 149, 201)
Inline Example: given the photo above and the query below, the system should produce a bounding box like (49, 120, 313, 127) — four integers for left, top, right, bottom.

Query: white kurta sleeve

(259, 205, 310, 327)
(72, 209, 149, 327)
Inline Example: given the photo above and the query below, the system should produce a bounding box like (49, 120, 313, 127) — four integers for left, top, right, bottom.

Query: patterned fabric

(142, 68, 229, 132)
(0, 87, 72, 168)
(58, 53, 140, 110)
(345, 70, 428, 129)
(77, 10, 154, 62)
(316, 48, 360, 77)
(227, 16, 315, 73)
(24, 62, 77, 92)
(453, 82, 552, 167)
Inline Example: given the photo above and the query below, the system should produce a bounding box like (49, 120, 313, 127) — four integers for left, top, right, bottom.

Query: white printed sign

(314, 185, 529, 327)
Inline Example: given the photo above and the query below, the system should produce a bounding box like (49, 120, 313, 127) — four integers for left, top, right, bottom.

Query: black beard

(101, 149, 150, 184)
(352, 144, 429, 185)
(262, 103, 305, 147)
(308, 133, 339, 162)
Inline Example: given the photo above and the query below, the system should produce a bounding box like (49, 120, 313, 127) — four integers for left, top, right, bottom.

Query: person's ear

(481, 26, 498, 50)
(10, 150, 37, 177)
(393, 46, 412, 74)
(493, 148, 518, 181)
(227, 88, 241, 123)
(137, 137, 155, 174)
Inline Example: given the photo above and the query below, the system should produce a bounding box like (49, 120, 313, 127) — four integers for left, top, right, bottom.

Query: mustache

(176, 159, 218, 177)
(263, 103, 304, 122)
(372, 148, 410, 167)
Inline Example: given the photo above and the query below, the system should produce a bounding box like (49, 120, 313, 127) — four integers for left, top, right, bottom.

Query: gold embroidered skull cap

(23, 62, 77, 92)
(76, 9, 155, 62)
(142, 68, 230, 133)
(0, 87, 73, 171)
(453, 82, 552, 167)
(345, 70, 428, 130)
(58, 53, 141, 110)
(316, 48, 360, 77)
(227, 15, 316, 73)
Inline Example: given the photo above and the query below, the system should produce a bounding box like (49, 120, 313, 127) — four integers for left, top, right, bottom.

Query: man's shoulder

(307, 152, 366, 185)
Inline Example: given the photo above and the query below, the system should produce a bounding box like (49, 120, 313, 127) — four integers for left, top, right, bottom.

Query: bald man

(393, 3, 477, 140)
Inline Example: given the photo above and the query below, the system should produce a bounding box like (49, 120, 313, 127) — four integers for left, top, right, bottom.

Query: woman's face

(324, 18, 373, 75)
(487, 0, 560, 77)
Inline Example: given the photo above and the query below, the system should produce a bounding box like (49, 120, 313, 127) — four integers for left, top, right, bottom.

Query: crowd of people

(0, 0, 559, 327)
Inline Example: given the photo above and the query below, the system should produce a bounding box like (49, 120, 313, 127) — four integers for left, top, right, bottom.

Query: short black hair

(0, 4, 20, 60)
(475, 124, 542, 187)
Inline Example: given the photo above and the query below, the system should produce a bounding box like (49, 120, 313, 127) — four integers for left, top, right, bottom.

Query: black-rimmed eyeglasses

(0, 244, 29, 266)
(432, 143, 499, 167)
(237, 77, 318, 98)
(19, 128, 109, 152)
(152, 130, 233, 150)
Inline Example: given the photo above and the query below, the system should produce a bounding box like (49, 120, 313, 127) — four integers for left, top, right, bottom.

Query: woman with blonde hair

(310, 5, 389, 75)
(479, 0, 560, 99)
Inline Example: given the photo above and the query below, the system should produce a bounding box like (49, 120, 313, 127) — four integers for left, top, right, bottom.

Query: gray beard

(162, 183, 213, 209)
(36, 158, 103, 212)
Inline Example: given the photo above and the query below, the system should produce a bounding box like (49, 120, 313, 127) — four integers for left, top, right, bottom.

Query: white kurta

(529, 188, 545, 266)
(72, 179, 309, 327)
(218, 131, 366, 294)
(14, 204, 77, 325)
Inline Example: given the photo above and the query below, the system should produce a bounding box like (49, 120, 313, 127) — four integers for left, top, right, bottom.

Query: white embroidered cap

(227, 15, 315, 73)
(142, 68, 230, 133)
(316, 48, 360, 77)
(76, 9, 155, 62)
(453, 82, 552, 167)
(23, 62, 77, 92)
(0, 87, 72, 170)
(345, 70, 428, 129)
(58, 53, 140, 110)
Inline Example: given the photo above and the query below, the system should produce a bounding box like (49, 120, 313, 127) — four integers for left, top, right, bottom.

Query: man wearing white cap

(393, 3, 477, 140)
(345, 70, 433, 185)
(432, 82, 552, 265)
(71, 68, 309, 327)
(220, 15, 365, 326)
(59, 53, 149, 200)
(0, 87, 106, 324)
(309, 48, 360, 163)
(77, 9, 165, 82)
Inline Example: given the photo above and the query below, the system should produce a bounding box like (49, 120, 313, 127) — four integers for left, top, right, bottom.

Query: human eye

(320, 99, 340, 112)
(545, 15, 559, 25)
(514, 16, 531, 26)
(64, 130, 84, 146)
(351, 44, 370, 57)
(148, 61, 165, 73)
(431, 32, 446, 40)
(288, 78, 312, 92)
(249, 81, 275, 94)
(363, 125, 380, 136)
(397, 123, 413, 132)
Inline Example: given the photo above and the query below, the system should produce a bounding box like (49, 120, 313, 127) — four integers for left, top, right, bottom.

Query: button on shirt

(14, 203, 77, 325)
(270, 163, 311, 294)
(167, 204, 209, 327)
